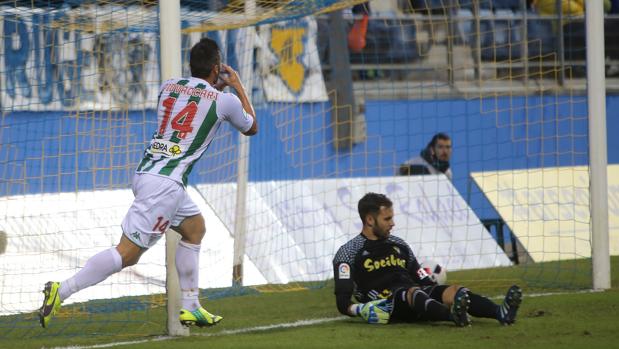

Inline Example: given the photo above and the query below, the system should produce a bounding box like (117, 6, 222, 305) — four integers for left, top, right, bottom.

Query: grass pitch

(3, 257, 619, 349)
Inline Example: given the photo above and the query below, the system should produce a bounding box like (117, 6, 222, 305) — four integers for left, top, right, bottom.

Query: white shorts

(121, 173, 200, 249)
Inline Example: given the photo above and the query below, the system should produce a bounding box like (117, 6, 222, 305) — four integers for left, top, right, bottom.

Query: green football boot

(179, 307, 223, 327)
(39, 281, 62, 328)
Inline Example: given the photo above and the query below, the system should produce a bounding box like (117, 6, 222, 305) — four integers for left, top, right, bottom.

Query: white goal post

(586, 0, 611, 290)
(159, 0, 189, 337)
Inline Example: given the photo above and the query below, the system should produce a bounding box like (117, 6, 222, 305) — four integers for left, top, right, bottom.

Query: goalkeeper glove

(353, 299, 392, 324)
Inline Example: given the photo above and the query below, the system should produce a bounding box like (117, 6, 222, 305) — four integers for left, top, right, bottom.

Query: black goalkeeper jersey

(332, 233, 433, 316)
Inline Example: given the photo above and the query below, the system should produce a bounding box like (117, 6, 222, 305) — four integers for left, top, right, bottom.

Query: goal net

(0, 0, 611, 341)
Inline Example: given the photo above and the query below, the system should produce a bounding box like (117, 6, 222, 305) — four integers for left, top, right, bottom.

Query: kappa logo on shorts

(338, 263, 351, 279)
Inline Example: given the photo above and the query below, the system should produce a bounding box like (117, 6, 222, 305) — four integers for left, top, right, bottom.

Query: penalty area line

(49, 316, 347, 349)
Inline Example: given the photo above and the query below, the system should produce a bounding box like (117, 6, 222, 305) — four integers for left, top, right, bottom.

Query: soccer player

(333, 193, 522, 326)
(39, 38, 257, 328)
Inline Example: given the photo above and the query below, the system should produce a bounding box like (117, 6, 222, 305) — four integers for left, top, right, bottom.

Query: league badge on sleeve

(338, 263, 351, 279)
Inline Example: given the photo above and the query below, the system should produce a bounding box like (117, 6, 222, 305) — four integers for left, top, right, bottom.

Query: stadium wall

(2, 95, 618, 216)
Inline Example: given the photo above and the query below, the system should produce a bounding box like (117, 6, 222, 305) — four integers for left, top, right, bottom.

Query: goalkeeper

(333, 193, 522, 326)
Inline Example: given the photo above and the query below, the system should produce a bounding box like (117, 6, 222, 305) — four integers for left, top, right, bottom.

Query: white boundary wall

(0, 175, 509, 315)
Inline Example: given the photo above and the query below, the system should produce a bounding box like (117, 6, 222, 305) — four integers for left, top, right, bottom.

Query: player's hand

(213, 77, 227, 91)
(218, 64, 242, 91)
(357, 299, 392, 324)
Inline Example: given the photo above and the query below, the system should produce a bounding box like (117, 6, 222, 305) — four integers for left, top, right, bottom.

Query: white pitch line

(48, 289, 606, 349)
(196, 316, 347, 337)
(47, 317, 346, 349)
(46, 336, 173, 349)
(489, 288, 604, 300)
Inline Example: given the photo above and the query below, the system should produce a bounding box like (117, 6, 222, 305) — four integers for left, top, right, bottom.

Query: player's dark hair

(190, 38, 221, 79)
(358, 193, 392, 225)
(428, 132, 451, 148)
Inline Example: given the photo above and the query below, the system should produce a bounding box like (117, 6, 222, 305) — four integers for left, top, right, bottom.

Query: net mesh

(0, 0, 610, 342)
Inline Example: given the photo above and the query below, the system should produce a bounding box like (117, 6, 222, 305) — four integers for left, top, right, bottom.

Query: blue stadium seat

(350, 18, 421, 64)
(490, 0, 521, 11)
(480, 9, 521, 60)
(526, 17, 557, 58)
(461, 9, 556, 61)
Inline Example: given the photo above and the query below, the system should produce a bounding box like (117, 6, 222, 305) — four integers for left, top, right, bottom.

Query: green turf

(3, 256, 618, 349)
(143, 290, 619, 349)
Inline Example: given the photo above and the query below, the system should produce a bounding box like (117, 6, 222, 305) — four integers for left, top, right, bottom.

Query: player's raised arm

(217, 64, 257, 136)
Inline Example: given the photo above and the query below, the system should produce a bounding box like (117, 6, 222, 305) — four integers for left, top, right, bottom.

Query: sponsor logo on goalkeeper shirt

(148, 139, 184, 157)
(363, 254, 406, 272)
(416, 267, 430, 279)
(338, 263, 350, 279)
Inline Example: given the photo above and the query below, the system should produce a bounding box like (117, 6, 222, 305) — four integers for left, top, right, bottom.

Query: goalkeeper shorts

(390, 285, 449, 322)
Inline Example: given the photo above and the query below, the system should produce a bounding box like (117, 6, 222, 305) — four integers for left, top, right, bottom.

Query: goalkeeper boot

(39, 281, 62, 328)
(451, 287, 471, 327)
(498, 285, 522, 325)
(179, 307, 223, 327)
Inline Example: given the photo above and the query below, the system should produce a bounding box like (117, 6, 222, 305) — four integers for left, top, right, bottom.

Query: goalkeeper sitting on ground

(333, 192, 522, 326)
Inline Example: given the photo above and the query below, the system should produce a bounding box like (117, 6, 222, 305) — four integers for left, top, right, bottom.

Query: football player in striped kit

(40, 38, 257, 328)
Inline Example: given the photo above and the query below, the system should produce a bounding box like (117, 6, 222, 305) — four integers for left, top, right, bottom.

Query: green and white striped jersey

(136, 77, 253, 186)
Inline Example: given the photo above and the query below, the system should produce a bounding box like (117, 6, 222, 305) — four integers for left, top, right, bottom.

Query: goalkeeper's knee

(352, 299, 392, 324)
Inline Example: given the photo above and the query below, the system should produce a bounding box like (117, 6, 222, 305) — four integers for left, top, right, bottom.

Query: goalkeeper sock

(58, 247, 123, 302)
(467, 291, 499, 319)
(176, 240, 202, 311)
(409, 289, 451, 321)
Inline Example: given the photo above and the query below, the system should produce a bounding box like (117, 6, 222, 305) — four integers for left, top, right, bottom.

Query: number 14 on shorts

(153, 216, 169, 233)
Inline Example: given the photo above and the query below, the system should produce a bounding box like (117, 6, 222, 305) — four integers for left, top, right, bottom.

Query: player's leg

(405, 286, 454, 322)
(498, 285, 522, 325)
(39, 234, 142, 328)
(390, 286, 467, 326)
(172, 195, 222, 327)
(173, 213, 205, 313)
(59, 236, 143, 300)
(441, 284, 522, 325)
(39, 174, 177, 328)
(425, 285, 470, 327)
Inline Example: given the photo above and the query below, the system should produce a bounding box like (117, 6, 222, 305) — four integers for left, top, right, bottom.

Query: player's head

(428, 132, 451, 162)
(358, 193, 394, 240)
(190, 38, 221, 82)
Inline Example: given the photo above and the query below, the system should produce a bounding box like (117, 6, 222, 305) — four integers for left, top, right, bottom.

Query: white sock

(58, 247, 123, 302)
(176, 240, 201, 311)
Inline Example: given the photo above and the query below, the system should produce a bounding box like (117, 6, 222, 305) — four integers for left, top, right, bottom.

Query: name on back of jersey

(164, 83, 218, 100)
(147, 139, 184, 157)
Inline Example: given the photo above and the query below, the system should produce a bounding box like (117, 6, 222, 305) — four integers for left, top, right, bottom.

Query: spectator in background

(398, 133, 453, 180)
(532, 0, 618, 76)
(348, 2, 370, 53)
(532, 0, 611, 16)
